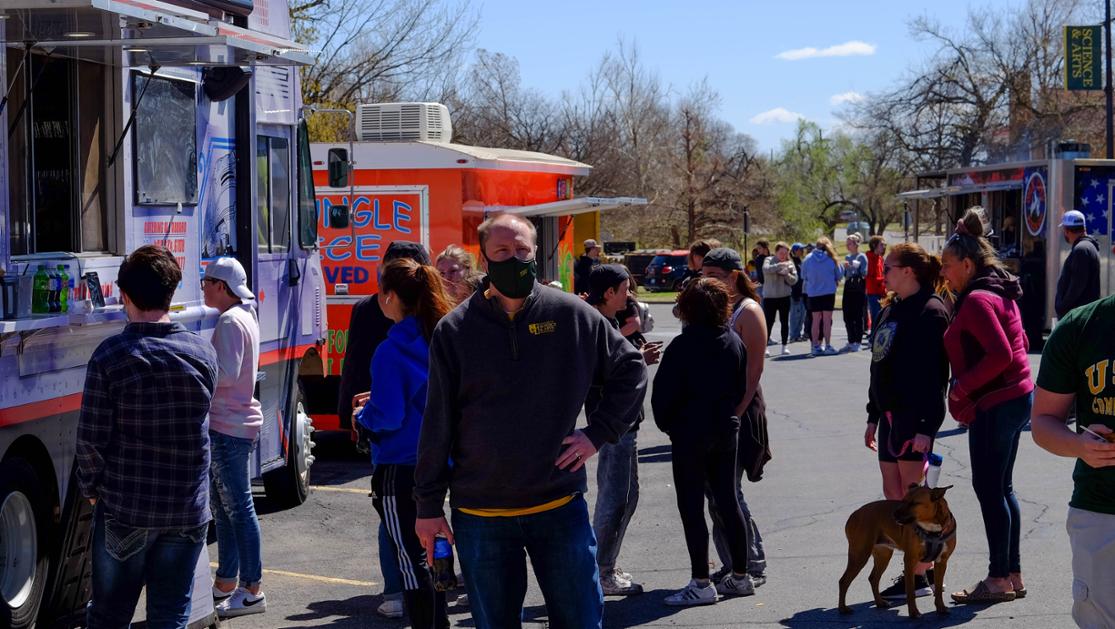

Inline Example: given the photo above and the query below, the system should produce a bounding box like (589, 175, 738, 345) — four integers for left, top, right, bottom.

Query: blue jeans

(867, 294, 883, 333)
(453, 495, 602, 629)
(210, 431, 262, 587)
(593, 429, 639, 573)
(968, 392, 1032, 578)
(378, 521, 403, 597)
(789, 297, 806, 340)
(87, 504, 207, 629)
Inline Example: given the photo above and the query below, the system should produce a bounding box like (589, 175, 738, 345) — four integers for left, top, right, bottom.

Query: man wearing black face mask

(415, 213, 648, 629)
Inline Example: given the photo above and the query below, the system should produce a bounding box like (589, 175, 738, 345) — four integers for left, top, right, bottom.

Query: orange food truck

(304, 102, 645, 433)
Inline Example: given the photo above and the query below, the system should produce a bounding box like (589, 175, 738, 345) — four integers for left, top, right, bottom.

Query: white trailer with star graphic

(899, 149, 1115, 347)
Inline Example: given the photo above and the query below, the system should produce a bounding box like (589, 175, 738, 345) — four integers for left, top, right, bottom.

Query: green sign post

(1065, 25, 1103, 91)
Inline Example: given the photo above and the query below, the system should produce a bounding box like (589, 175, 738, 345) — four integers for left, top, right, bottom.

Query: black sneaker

(880, 573, 932, 600)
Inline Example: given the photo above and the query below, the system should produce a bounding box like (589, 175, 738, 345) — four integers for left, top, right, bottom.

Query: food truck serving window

(257, 135, 292, 253)
(6, 52, 111, 254)
(133, 73, 198, 206)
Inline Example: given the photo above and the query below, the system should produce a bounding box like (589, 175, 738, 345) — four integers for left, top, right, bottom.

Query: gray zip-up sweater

(414, 281, 648, 518)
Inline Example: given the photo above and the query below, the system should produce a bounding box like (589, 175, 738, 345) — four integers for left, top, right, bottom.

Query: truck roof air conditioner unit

(355, 102, 452, 143)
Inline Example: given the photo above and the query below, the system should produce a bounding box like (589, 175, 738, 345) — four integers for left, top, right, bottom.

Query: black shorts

(807, 294, 835, 312)
(877, 417, 932, 463)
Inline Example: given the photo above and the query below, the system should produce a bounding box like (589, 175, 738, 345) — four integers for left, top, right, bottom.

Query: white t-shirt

(208, 303, 264, 439)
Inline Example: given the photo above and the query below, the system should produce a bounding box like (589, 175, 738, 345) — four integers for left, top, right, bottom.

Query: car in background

(623, 249, 669, 286)
(643, 250, 690, 291)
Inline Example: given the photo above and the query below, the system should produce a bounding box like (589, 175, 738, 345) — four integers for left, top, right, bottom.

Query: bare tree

(294, 0, 478, 131)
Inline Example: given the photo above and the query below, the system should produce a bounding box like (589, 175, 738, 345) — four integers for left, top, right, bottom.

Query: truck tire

(0, 459, 51, 629)
(262, 389, 314, 508)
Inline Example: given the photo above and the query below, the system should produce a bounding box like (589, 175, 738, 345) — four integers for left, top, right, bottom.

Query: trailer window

(256, 135, 291, 253)
(297, 121, 318, 248)
(6, 52, 110, 254)
(133, 73, 198, 206)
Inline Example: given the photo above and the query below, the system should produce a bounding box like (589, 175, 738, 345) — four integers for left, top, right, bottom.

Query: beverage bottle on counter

(47, 268, 59, 313)
(32, 265, 49, 314)
(431, 536, 458, 592)
(57, 265, 69, 313)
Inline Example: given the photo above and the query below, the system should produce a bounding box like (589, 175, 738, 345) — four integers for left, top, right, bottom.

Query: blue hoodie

(801, 248, 843, 297)
(357, 315, 429, 465)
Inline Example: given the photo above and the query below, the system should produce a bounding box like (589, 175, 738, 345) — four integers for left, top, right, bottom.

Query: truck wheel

(0, 459, 50, 629)
(263, 390, 314, 508)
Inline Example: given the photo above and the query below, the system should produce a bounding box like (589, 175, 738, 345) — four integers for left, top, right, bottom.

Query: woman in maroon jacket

(940, 208, 1034, 605)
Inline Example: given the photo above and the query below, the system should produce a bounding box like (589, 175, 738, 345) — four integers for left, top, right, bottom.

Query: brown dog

(837, 485, 957, 619)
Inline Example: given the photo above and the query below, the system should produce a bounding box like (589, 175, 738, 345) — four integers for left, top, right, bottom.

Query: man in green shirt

(1032, 294, 1115, 628)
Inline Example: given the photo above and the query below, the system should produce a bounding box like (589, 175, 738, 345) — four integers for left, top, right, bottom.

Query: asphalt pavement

(209, 303, 1079, 628)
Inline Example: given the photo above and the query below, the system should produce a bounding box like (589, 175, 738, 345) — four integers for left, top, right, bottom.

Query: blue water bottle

(432, 536, 458, 592)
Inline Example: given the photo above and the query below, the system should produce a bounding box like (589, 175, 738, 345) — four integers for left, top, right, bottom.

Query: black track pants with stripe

(372, 464, 449, 629)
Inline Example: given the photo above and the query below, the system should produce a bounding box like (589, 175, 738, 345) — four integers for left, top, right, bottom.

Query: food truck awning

(495, 197, 649, 218)
(1, 0, 312, 66)
(898, 180, 1023, 200)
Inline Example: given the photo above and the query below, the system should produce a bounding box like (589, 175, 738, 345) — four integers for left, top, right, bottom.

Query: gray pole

(1107, 0, 1113, 158)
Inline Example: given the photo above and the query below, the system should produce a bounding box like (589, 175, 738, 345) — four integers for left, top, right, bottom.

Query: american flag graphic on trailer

(1074, 166, 1115, 236)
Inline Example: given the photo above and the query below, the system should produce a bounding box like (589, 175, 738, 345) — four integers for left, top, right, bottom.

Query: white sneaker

(216, 588, 266, 618)
(824, 345, 839, 355)
(664, 579, 717, 606)
(376, 596, 404, 618)
(849, 343, 861, 352)
(716, 573, 756, 597)
(764, 348, 772, 357)
(781, 345, 791, 355)
(601, 570, 644, 596)
(212, 584, 234, 602)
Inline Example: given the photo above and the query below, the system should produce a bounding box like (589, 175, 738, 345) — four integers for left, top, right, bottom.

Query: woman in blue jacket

(800, 237, 844, 355)
(356, 258, 454, 628)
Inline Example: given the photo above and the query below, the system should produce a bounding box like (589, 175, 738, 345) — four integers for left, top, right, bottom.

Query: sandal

(951, 580, 1017, 604)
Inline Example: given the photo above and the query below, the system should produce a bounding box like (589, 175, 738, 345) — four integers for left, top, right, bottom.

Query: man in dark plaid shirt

(77, 245, 218, 629)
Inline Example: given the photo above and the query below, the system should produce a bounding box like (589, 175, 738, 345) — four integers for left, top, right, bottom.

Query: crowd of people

(71, 201, 1115, 629)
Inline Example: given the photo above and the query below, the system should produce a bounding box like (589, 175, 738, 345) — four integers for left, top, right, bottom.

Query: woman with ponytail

(864, 242, 951, 601)
(356, 258, 454, 628)
(940, 207, 1033, 605)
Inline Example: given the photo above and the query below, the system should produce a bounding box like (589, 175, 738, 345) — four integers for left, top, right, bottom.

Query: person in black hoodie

(653, 278, 754, 606)
(864, 242, 951, 601)
(1054, 210, 1100, 319)
(414, 214, 647, 629)
(573, 239, 602, 295)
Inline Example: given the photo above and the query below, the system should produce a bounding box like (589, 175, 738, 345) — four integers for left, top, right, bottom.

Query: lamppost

(1106, 0, 1113, 158)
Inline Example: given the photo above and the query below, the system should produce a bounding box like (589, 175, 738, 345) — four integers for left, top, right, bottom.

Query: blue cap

(1060, 210, 1086, 229)
(791, 242, 805, 252)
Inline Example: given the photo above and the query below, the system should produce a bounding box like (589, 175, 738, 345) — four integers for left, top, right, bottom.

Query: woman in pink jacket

(940, 208, 1034, 605)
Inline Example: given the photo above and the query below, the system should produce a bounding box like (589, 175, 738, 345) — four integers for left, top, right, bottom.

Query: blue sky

(473, 0, 1024, 152)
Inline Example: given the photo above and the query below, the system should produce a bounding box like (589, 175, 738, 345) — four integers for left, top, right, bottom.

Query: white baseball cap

(1060, 210, 1087, 229)
(204, 257, 255, 300)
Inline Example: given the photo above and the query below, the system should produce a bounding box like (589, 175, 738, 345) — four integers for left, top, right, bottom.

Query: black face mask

(484, 253, 537, 299)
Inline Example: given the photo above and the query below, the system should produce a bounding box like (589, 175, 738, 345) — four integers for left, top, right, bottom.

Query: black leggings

(763, 296, 791, 345)
(671, 434, 750, 580)
(842, 288, 866, 345)
(372, 465, 449, 629)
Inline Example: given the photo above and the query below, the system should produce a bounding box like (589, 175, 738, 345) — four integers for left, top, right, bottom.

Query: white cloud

(830, 91, 864, 106)
(776, 40, 877, 61)
(750, 107, 806, 125)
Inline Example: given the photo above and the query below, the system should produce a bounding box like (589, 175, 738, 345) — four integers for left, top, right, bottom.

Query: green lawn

(638, 289, 845, 309)
(638, 290, 679, 304)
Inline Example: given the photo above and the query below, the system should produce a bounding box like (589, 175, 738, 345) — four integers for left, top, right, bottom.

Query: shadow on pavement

(780, 600, 981, 627)
(637, 444, 672, 464)
(280, 594, 474, 628)
(601, 589, 690, 627)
